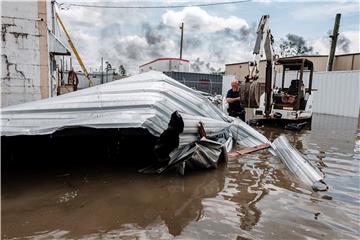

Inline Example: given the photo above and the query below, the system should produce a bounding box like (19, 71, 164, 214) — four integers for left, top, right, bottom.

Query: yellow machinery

(56, 13, 93, 87)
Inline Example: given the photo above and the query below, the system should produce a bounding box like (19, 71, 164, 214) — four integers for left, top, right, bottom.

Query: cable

(60, 0, 251, 9)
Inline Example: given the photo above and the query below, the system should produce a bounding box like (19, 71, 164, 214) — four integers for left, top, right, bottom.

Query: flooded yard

(2, 114, 359, 239)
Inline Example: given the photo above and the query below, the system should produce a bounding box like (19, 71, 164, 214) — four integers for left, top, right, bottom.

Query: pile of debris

(0, 71, 326, 191)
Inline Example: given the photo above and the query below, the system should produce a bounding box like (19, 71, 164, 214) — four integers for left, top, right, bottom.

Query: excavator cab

(273, 58, 314, 111)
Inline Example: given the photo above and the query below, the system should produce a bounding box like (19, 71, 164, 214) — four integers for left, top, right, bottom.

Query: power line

(60, 0, 251, 9)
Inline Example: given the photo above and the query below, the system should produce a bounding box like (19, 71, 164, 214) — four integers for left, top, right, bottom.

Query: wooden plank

(228, 143, 270, 158)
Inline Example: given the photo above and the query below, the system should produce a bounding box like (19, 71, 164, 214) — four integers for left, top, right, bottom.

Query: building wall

(334, 54, 360, 71)
(139, 59, 190, 73)
(312, 71, 359, 117)
(62, 71, 116, 89)
(1, 0, 51, 107)
(225, 53, 360, 83)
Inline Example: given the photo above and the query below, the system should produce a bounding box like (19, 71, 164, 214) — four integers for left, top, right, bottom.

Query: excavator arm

(249, 15, 274, 79)
(56, 13, 93, 87)
(248, 15, 275, 117)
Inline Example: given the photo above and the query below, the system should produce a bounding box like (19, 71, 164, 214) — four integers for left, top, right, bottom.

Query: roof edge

(225, 52, 360, 66)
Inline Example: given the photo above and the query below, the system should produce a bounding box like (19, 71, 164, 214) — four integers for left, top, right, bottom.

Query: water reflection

(225, 157, 268, 231)
(2, 164, 227, 239)
(2, 114, 360, 239)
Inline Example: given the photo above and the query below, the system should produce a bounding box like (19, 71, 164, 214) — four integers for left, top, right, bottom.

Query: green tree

(279, 34, 313, 57)
(119, 65, 126, 76)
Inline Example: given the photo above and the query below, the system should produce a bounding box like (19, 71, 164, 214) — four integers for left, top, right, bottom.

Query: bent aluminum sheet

(1, 71, 327, 189)
(272, 135, 327, 191)
(230, 118, 271, 147)
(1, 71, 232, 145)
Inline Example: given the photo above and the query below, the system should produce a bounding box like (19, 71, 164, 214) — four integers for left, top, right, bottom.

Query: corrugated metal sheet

(275, 70, 360, 117)
(1, 71, 325, 188)
(312, 71, 360, 118)
(1, 71, 234, 146)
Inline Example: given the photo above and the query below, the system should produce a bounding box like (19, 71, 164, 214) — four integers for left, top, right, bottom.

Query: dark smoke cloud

(142, 23, 164, 45)
(337, 35, 350, 53)
(191, 58, 222, 73)
(216, 23, 256, 42)
(97, 16, 257, 74)
(184, 36, 202, 50)
(279, 34, 313, 56)
(286, 34, 313, 53)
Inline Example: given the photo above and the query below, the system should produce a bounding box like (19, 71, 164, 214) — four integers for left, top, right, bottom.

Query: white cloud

(59, 5, 253, 74)
(311, 31, 360, 54)
(162, 6, 248, 32)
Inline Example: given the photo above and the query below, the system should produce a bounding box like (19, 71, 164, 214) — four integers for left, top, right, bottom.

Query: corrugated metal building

(274, 70, 360, 118)
(164, 71, 223, 95)
(1, 0, 70, 107)
(225, 53, 360, 82)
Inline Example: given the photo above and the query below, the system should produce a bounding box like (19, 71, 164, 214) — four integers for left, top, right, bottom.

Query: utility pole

(179, 22, 184, 59)
(50, 0, 56, 96)
(101, 57, 104, 84)
(327, 13, 341, 71)
(51, 0, 55, 34)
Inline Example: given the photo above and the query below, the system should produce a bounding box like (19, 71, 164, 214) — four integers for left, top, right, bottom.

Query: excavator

(243, 15, 314, 130)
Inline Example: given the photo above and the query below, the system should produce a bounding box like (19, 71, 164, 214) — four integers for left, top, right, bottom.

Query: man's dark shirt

(226, 89, 244, 113)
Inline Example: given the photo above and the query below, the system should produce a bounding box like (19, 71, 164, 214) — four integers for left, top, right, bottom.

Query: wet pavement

(2, 114, 360, 239)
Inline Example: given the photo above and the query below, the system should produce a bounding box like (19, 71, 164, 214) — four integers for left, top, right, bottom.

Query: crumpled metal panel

(1, 71, 231, 145)
(1, 71, 326, 190)
(272, 135, 327, 191)
(229, 118, 271, 147)
(190, 138, 224, 168)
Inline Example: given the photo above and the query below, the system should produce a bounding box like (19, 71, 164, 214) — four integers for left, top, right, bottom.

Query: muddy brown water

(2, 114, 360, 239)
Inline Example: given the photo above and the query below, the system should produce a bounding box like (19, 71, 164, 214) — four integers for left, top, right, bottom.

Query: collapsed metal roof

(0, 71, 326, 190)
(0, 71, 236, 144)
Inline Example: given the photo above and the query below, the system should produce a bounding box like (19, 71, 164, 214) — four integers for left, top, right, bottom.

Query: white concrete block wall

(1, 1, 43, 107)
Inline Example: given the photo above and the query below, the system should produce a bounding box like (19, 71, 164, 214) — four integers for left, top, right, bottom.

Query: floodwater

(2, 114, 360, 239)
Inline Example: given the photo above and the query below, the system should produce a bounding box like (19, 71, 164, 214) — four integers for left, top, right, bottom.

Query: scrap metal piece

(1, 71, 230, 141)
(230, 118, 271, 147)
(272, 135, 327, 191)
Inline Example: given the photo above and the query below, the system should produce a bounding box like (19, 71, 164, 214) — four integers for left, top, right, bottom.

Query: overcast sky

(57, 0, 360, 74)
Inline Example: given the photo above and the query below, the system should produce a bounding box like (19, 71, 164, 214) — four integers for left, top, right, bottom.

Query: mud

(2, 114, 359, 239)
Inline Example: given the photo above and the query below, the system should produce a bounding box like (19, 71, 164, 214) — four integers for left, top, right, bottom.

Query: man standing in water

(226, 80, 246, 121)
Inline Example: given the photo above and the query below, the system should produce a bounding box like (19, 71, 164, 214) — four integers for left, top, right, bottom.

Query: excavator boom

(249, 15, 275, 117)
(56, 13, 92, 87)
